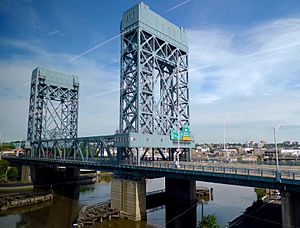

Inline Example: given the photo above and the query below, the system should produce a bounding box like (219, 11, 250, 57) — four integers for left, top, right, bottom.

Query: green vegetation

(237, 156, 243, 161)
(7, 167, 19, 181)
(254, 188, 267, 201)
(98, 172, 113, 183)
(0, 143, 15, 151)
(198, 214, 222, 228)
(80, 185, 95, 193)
(0, 159, 20, 183)
(256, 154, 263, 162)
(0, 159, 9, 183)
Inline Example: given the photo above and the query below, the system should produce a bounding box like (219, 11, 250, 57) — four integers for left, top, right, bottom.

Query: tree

(254, 188, 267, 201)
(0, 159, 9, 183)
(257, 154, 263, 162)
(0, 159, 8, 174)
(0, 143, 15, 151)
(198, 214, 222, 228)
(7, 167, 19, 181)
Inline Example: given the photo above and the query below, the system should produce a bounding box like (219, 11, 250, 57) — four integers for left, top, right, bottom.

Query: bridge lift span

(26, 2, 194, 163)
(118, 2, 193, 163)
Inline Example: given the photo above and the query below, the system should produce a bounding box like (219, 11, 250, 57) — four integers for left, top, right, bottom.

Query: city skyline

(1, 0, 300, 142)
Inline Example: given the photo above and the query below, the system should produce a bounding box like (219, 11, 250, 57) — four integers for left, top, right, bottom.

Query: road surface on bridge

(155, 160, 300, 173)
(5, 156, 300, 186)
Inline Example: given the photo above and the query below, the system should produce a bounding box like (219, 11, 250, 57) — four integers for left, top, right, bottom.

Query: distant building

(253, 148, 265, 155)
(196, 146, 210, 153)
(281, 149, 300, 156)
(264, 149, 276, 158)
(244, 147, 254, 154)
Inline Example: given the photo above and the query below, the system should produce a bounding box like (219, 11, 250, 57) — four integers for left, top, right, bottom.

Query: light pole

(273, 125, 283, 177)
(223, 117, 226, 151)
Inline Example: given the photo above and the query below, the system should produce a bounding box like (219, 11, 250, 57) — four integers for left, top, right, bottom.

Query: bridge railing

(139, 161, 300, 181)
(3, 155, 300, 182)
(192, 158, 300, 166)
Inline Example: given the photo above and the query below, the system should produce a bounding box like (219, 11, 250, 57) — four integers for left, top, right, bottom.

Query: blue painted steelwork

(27, 67, 79, 142)
(29, 135, 117, 161)
(27, 134, 192, 161)
(119, 2, 189, 135)
(118, 2, 193, 161)
(24, 3, 194, 163)
(5, 156, 300, 193)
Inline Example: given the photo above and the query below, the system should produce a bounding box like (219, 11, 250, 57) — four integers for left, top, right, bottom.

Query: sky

(1, 0, 300, 143)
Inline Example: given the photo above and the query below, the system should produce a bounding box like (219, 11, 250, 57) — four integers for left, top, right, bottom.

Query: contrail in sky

(166, 0, 192, 13)
(16, 81, 30, 89)
(88, 88, 120, 98)
(68, 1, 193, 63)
(243, 41, 300, 58)
(68, 33, 123, 63)
(70, 1, 194, 98)
(190, 41, 300, 72)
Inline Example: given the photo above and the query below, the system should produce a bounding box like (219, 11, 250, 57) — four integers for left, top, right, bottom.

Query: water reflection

(16, 192, 79, 227)
(0, 178, 257, 227)
(165, 201, 197, 228)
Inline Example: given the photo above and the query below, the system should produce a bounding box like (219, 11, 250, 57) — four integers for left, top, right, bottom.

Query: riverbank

(0, 182, 33, 191)
(228, 199, 281, 227)
(0, 191, 53, 212)
(0, 172, 98, 192)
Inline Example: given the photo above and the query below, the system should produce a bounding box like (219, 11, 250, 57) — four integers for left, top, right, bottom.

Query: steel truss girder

(120, 27, 190, 135)
(31, 136, 116, 161)
(27, 73, 79, 142)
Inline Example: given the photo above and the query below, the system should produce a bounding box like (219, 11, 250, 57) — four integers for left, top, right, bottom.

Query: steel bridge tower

(27, 67, 79, 142)
(117, 2, 192, 161)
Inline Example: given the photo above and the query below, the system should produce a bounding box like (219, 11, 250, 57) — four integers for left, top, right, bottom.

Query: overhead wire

(165, 201, 199, 226)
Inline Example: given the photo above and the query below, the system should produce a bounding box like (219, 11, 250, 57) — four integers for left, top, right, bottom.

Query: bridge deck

(4, 156, 300, 192)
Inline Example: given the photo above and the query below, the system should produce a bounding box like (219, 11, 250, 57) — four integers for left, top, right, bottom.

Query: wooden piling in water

(75, 200, 120, 228)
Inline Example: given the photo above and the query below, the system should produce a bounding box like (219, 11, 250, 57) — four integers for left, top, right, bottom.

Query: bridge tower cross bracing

(117, 2, 193, 161)
(27, 67, 79, 142)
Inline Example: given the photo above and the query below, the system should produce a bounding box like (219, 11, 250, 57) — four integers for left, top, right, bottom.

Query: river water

(0, 178, 256, 227)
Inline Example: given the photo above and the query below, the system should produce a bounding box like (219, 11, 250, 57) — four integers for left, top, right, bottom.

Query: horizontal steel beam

(5, 156, 300, 193)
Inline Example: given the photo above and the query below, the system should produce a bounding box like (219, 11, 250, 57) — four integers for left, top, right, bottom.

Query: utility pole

(273, 124, 283, 181)
(223, 117, 226, 151)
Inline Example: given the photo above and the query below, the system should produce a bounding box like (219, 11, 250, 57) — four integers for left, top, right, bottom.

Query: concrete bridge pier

(30, 166, 80, 184)
(281, 191, 300, 228)
(30, 166, 80, 199)
(165, 178, 196, 204)
(18, 165, 31, 183)
(165, 178, 197, 227)
(111, 175, 146, 221)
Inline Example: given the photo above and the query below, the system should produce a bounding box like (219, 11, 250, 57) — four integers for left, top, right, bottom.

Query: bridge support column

(111, 176, 146, 221)
(137, 148, 141, 165)
(30, 166, 80, 199)
(165, 178, 196, 203)
(20, 165, 31, 183)
(65, 167, 80, 178)
(165, 178, 197, 227)
(186, 148, 192, 162)
(281, 191, 300, 228)
(31, 166, 80, 184)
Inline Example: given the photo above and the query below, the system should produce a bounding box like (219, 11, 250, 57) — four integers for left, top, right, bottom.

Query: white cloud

(188, 17, 300, 98)
(48, 30, 59, 36)
(0, 40, 119, 141)
(1, 16, 300, 143)
(188, 17, 300, 142)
